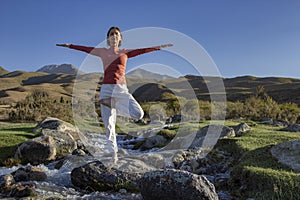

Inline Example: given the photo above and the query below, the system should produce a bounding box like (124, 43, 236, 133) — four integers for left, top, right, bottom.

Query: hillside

(0, 70, 74, 104)
(0, 69, 300, 106)
(0, 66, 9, 76)
(127, 68, 174, 81)
(224, 76, 300, 104)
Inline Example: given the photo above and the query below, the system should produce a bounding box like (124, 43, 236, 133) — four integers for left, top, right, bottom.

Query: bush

(279, 102, 300, 123)
(8, 90, 73, 122)
(226, 101, 244, 119)
(225, 95, 300, 123)
(198, 100, 212, 120)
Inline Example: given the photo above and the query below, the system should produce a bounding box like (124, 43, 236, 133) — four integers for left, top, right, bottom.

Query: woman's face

(108, 29, 122, 47)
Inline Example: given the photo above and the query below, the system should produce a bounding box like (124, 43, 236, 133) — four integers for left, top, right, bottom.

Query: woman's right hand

(56, 44, 70, 48)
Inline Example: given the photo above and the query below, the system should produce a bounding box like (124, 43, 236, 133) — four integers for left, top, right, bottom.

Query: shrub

(226, 101, 244, 119)
(198, 100, 212, 120)
(165, 98, 181, 116)
(8, 90, 73, 122)
(279, 102, 300, 123)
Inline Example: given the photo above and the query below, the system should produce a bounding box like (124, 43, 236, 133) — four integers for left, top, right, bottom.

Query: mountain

(0, 66, 9, 76)
(36, 64, 83, 75)
(133, 75, 300, 105)
(0, 68, 299, 106)
(126, 68, 174, 81)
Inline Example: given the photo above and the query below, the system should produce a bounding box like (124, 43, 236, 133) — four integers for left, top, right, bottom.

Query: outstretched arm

(126, 43, 173, 58)
(56, 43, 104, 57)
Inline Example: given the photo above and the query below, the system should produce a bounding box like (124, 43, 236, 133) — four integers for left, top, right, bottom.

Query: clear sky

(1, 0, 300, 78)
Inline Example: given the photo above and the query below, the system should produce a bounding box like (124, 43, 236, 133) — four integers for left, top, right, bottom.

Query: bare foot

(99, 98, 115, 108)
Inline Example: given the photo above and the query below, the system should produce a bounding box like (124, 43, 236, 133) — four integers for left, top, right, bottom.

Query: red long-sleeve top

(69, 44, 161, 84)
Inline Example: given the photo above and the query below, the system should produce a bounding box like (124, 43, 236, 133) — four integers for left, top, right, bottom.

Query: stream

(0, 125, 232, 199)
(0, 128, 161, 199)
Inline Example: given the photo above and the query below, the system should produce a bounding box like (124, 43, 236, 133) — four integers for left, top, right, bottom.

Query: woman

(57, 26, 173, 163)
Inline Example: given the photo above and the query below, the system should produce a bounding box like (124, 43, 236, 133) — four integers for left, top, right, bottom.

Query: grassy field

(0, 120, 300, 199)
(0, 122, 37, 165)
(216, 120, 300, 199)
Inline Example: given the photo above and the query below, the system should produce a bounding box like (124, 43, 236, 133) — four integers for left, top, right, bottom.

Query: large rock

(11, 166, 47, 182)
(71, 160, 141, 192)
(172, 150, 200, 172)
(233, 122, 251, 137)
(41, 129, 77, 158)
(189, 124, 235, 150)
(161, 124, 234, 152)
(280, 124, 300, 132)
(9, 183, 37, 198)
(270, 140, 300, 172)
(33, 117, 80, 140)
(14, 136, 56, 165)
(139, 135, 168, 151)
(139, 169, 219, 200)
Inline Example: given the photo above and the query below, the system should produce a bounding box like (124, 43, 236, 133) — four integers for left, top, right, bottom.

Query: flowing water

(0, 125, 232, 199)
(0, 127, 166, 199)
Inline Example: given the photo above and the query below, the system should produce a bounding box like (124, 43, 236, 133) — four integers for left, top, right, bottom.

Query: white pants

(100, 84, 144, 153)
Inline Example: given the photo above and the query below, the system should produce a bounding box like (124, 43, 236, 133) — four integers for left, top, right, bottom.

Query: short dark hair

(106, 26, 122, 46)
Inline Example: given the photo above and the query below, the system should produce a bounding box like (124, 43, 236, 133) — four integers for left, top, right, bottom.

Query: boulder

(41, 129, 77, 158)
(139, 135, 168, 151)
(11, 166, 47, 182)
(189, 124, 235, 150)
(259, 117, 273, 125)
(270, 140, 300, 172)
(172, 148, 233, 175)
(233, 122, 251, 137)
(172, 150, 200, 172)
(280, 124, 300, 132)
(9, 183, 37, 198)
(33, 117, 80, 140)
(71, 160, 141, 192)
(272, 120, 288, 127)
(14, 136, 56, 165)
(139, 169, 219, 200)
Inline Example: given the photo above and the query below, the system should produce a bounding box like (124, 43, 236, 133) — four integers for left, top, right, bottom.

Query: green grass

(214, 122, 300, 199)
(0, 122, 37, 165)
(1, 120, 300, 199)
(73, 117, 104, 133)
(239, 166, 300, 199)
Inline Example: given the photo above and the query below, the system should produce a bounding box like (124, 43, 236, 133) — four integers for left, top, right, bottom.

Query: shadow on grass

(238, 145, 292, 171)
(215, 138, 299, 199)
(215, 138, 292, 172)
(14, 133, 38, 140)
(1, 127, 34, 133)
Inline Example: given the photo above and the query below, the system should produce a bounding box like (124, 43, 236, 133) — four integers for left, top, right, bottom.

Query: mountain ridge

(0, 68, 299, 106)
(0, 66, 9, 76)
(36, 64, 84, 75)
(127, 68, 174, 81)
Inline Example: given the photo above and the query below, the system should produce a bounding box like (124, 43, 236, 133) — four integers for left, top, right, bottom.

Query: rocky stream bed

(1, 117, 299, 199)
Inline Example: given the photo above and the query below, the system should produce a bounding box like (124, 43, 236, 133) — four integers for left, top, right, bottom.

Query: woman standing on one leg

(57, 26, 173, 163)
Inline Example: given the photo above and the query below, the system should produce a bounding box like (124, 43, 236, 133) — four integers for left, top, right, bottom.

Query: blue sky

(1, 0, 300, 78)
